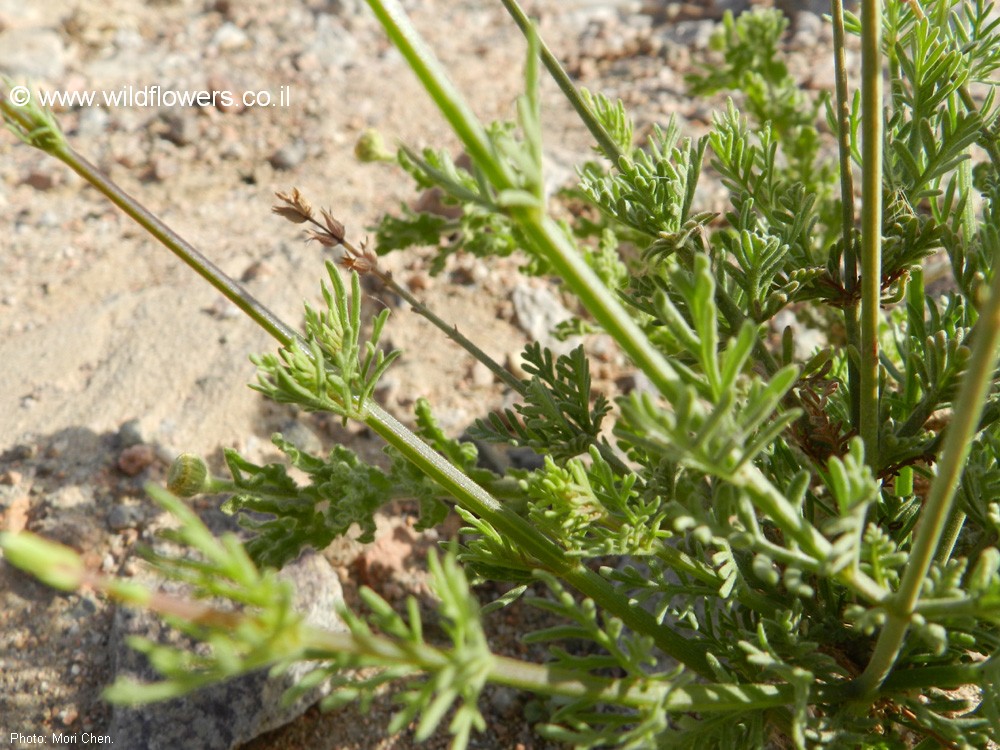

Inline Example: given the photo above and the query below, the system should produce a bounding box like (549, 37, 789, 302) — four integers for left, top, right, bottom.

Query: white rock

(211, 22, 250, 51)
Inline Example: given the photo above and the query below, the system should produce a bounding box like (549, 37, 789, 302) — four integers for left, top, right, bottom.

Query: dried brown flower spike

(271, 187, 313, 223)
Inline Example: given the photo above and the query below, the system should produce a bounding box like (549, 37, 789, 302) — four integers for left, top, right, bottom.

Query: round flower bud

(167, 454, 210, 497)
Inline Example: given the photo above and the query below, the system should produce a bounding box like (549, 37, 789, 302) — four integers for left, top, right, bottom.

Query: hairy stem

(364, 0, 889, 608)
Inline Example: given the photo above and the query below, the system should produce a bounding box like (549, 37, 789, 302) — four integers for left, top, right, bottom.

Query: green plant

(4, 0, 1000, 746)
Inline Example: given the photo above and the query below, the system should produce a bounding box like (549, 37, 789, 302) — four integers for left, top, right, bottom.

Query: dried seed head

(339, 236, 380, 274)
(306, 229, 340, 248)
(320, 209, 346, 244)
(272, 188, 313, 223)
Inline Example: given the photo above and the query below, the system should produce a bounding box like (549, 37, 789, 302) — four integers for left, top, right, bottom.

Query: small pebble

(116, 419, 144, 448)
(106, 504, 143, 532)
(117, 444, 156, 476)
(0, 469, 22, 485)
(21, 171, 57, 191)
(212, 21, 250, 51)
(268, 142, 306, 170)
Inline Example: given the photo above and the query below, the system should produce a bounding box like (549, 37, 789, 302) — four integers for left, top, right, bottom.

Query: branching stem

(853, 205, 1000, 696)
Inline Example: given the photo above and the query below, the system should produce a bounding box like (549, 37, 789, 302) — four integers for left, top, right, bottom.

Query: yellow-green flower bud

(354, 128, 394, 163)
(167, 454, 210, 497)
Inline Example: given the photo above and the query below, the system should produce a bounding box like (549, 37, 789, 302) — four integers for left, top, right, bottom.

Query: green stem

(851, 219, 1000, 696)
(313, 622, 991, 708)
(831, 0, 862, 432)
(366, 0, 687, 404)
(365, 401, 715, 676)
(363, 0, 511, 193)
(497, 0, 625, 165)
(914, 594, 1000, 619)
(858, 0, 884, 471)
(375, 263, 632, 475)
(319, 220, 526, 396)
(488, 654, 792, 711)
(381, 271, 526, 393)
(497, 6, 791, 390)
(299, 626, 788, 712)
(929, 131, 981, 561)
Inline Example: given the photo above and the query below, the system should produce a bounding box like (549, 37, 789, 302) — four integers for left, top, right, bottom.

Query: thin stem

(831, 0, 862, 432)
(0, 93, 295, 346)
(366, 0, 687, 406)
(377, 270, 526, 392)
(930, 125, 982, 562)
(307, 215, 634, 475)
(915, 595, 1000, 619)
(499, 4, 786, 387)
(365, 263, 633, 476)
(858, 0, 884, 471)
(852, 220, 1000, 696)
(487, 654, 794, 711)
(69, 148, 300, 344)
(498, 0, 625, 165)
(363, 0, 510, 193)
(306, 216, 526, 396)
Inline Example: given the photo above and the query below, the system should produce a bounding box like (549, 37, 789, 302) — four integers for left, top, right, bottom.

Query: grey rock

(304, 14, 357, 70)
(211, 21, 250, 51)
(116, 419, 145, 449)
(510, 283, 576, 354)
(109, 547, 345, 749)
(0, 28, 66, 80)
(658, 19, 716, 51)
(157, 109, 198, 147)
(714, 0, 753, 13)
(106, 504, 144, 532)
(268, 141, 306, 171)
(323, 0, 367, 14)
(778, 0, 857, 16)
(792, 10, 826, 47)
(276, 419, 323, 456)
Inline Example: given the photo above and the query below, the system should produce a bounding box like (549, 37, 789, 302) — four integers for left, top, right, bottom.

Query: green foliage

(250, 263, 399, 422)
(688, 9, 835, 219)
(105, 486, 308, 704)
(6, 0, 1000, 748)
(220, 438, 394, 569)
(321, 550, 494, 748)
(373, 145, 530, 275)
(469, 342, 611, 461)
(578, 115, 707, 241)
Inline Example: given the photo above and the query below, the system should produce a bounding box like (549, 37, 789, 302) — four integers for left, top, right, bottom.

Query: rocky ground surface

(0, 1, 848, 748)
